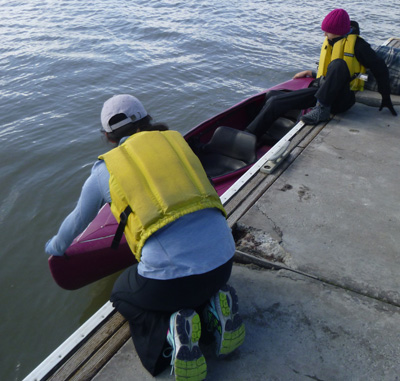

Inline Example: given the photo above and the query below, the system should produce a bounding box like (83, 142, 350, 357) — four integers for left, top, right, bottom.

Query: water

(0, 0, 398, 379)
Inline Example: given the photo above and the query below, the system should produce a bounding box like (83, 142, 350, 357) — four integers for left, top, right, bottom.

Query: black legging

(110, 258, 233, 376)
(246, 59, 356, 138)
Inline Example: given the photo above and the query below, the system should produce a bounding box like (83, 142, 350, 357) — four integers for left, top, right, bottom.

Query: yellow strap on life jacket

(316, 37, 332, 80)
(99, 130, 226, 261)
(317, 35, 366, 91)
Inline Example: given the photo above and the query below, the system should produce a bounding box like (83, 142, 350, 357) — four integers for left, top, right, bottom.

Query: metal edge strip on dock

(23, 303, 114, 380)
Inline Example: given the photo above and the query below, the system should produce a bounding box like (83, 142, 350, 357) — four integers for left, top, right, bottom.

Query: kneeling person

(45, 94, 246, 380)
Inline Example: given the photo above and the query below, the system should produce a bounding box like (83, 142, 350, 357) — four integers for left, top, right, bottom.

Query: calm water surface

(0, 0, 398, 379)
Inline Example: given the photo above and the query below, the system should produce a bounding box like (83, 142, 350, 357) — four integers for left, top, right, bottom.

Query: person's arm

(293, 70, 315, 79)
(45, 161, 110, 256)
(355, 38, 397, 116)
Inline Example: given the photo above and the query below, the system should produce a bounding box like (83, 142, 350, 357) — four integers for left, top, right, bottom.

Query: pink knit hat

(321, 9, 351, 36)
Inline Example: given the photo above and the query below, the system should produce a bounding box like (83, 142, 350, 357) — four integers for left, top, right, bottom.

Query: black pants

(246, 59, 356, 138)
(110, 258, 233, 376)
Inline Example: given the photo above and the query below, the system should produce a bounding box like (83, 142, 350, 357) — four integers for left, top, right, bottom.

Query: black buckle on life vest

(111, 205, 132, 250)
(349, 73, 359, 83)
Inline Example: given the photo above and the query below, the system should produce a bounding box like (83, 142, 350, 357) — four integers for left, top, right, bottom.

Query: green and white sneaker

(167, 309, 207, 381)
(203, 284, 245, 357)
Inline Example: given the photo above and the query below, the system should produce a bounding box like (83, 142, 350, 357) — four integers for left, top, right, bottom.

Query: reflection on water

(79, 271, 124, 325)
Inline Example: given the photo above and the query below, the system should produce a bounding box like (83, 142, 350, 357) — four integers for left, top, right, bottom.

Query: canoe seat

(262, 116, 297, 141)
(199, 126, 257, 177)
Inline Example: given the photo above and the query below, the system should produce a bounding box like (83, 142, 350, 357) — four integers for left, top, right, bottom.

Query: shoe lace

(205, 299, 223, 335)
(164, 326, 177, 375)
(162, 346, 173, 359)
(162, 345, 175, 375)
(311, 105, 322, 117)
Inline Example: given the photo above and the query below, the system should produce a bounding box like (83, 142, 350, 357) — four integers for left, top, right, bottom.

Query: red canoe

(49, 77, 313, 290)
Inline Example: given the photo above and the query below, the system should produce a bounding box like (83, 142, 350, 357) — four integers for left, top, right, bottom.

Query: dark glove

(379, 96, 397, 116)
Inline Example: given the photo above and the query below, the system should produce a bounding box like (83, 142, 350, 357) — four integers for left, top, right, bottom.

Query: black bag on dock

(365, 44, 400, 95)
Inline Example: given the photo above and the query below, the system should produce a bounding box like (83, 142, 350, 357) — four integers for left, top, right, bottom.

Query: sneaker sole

(300, 114, 330, 125)
(215, 285, 246, 357)
(174, 310, 207, 381)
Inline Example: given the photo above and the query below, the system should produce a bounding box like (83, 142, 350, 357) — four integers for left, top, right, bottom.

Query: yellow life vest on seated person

(99, 130, 226, 262)
(317, 34, 366, 91)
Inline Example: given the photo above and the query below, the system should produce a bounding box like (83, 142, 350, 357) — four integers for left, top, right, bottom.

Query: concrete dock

(92, 97, 400, 381)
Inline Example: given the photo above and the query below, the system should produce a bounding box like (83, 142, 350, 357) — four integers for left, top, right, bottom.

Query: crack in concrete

(234, 222, 291, 265)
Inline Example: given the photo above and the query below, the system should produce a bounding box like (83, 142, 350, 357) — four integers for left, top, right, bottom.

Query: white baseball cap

(100, 94, 148, 132)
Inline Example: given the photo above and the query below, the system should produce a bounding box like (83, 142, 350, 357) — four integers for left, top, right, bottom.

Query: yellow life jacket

(317, 34, 366, 91)
(99, 130, 226, 262)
